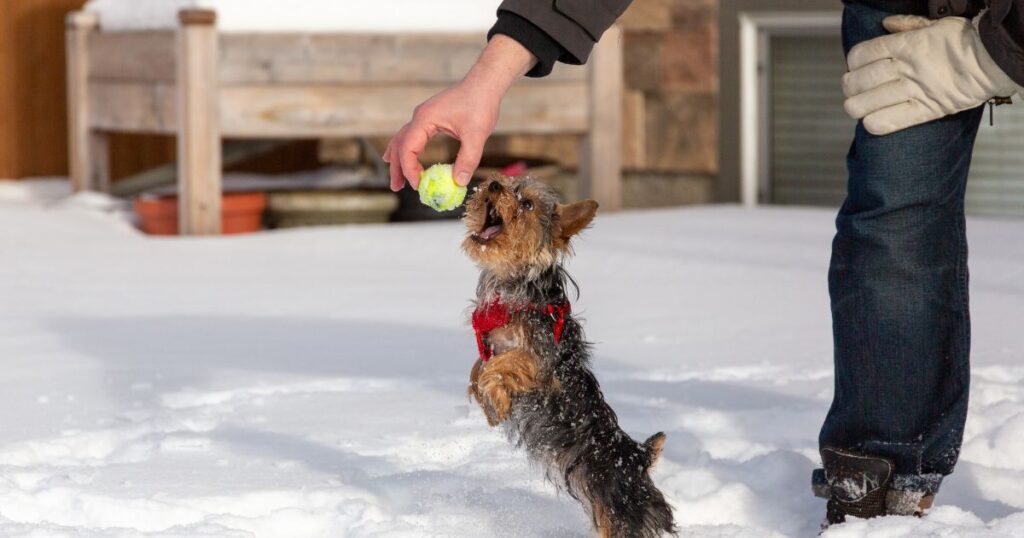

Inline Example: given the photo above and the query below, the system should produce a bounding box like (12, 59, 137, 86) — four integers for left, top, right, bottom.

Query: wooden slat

(218, 32, 587, 85)
(87, 31, 176, 82)
(219, 83, 589, 138)
(83, 29, 586, 86)
(89, 81, 177, 133)
(91, 80, 591, 138)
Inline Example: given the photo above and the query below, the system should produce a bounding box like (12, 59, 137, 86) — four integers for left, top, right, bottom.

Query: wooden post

(66, 11, 107, 192)
(177, 9, 222, 235)
(581, 25, 624, 211)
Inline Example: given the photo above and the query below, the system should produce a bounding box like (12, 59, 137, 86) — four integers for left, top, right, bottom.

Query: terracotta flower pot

(134, 192, 268, 236)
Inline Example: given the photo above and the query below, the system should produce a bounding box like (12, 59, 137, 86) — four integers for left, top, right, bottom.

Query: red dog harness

(472, 298, 571, 362)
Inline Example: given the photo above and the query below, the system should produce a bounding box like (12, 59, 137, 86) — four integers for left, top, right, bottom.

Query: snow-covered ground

(2, 179, 1023, 537)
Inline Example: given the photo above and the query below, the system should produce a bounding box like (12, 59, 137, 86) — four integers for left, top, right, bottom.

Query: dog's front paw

(476, 349, 540, 424)
(469, 359, 503, 426)
(478, 369, 513, 423)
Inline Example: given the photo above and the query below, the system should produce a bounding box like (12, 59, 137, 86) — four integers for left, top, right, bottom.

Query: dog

(463, 175, 675, 537)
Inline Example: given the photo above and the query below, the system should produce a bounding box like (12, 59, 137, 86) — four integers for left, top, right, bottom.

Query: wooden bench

(66, 8, 623, 235)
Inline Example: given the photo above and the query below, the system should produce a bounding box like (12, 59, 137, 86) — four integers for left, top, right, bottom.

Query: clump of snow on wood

(85, 0, 502, 32)
(2, 179, 1024, 537)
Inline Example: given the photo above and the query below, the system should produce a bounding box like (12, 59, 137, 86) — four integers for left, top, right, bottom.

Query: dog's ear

(556, 200, 598, 241)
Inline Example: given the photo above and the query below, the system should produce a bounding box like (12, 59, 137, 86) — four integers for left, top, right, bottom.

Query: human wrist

(462, 34, 537, 96)
(489, 13, 565, 78)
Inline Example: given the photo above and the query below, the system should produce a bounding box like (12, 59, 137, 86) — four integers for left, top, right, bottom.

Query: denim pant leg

(818, 2, 984, 494)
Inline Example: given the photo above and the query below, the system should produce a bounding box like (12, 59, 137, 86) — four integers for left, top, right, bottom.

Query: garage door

(769, 35, 1024, 217)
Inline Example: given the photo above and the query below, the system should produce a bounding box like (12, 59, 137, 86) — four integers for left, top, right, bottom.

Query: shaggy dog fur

(463, 175, 675, 537)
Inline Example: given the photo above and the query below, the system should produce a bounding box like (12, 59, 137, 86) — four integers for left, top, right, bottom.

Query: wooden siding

(0, 2, 179, 181)
(1, 0, 84, 179)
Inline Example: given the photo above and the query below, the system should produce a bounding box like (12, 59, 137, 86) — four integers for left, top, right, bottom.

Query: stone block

(662, 26, 719, 92)
(623, 32, 663, 92)
(672, 0, 719, 29)
(622, 90, 647, 170)
(623, 172, 714, 208)
(485, 134, 581, 169)
(620, 0, 674, 31)
(645, 91, 718, 174)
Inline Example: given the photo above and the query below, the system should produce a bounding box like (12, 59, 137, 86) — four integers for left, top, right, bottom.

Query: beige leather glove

(842, 14, 1023, 136)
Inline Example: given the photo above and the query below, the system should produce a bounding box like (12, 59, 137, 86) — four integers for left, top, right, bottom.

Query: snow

(84, 0, 502, 33)
(2, 178, 1024, 537)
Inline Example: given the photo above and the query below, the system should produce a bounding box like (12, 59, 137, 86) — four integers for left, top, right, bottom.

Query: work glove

(842, 14, 1023, 135)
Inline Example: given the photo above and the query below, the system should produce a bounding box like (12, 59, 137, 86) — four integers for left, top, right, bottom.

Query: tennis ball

(418, 164, 467, 212)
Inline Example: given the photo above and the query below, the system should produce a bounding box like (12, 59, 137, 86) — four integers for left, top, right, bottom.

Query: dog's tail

(584, 431, 675, 537)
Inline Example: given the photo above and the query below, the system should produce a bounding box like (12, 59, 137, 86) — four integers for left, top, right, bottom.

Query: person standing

(385, 0, 1024, 526)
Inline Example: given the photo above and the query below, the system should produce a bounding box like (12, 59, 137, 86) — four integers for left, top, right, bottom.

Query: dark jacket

(489, 0, 1024, 85)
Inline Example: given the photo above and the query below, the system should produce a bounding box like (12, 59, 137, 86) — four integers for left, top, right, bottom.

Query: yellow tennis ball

(418, 164, 467, 212)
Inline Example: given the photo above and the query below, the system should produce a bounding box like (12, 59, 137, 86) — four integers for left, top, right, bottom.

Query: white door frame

(738, 11, 842, 207)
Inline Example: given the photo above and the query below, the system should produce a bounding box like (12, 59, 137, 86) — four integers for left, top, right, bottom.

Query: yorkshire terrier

(463, 175, 675, 537)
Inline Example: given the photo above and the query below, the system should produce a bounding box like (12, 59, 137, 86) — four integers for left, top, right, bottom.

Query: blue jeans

(817, 1, 984, 494)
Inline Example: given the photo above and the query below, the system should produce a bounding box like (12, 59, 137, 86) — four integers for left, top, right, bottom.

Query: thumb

(882, 14, 935, 33)
(453, 133, 485, 186)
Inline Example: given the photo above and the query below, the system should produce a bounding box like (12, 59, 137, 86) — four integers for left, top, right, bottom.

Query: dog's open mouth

(472, 201, 504, 243)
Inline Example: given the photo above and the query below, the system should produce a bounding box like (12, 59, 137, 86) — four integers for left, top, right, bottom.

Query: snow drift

(1, 180, 1023, 537)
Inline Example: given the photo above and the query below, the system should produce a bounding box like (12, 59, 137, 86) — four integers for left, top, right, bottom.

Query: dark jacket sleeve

(489, 12, 568, 78)
(979, 0, 1024, 86)
(488, 0, 633, 73)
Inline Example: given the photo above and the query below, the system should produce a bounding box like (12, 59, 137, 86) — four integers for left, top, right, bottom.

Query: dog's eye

(521, 199, 534, 211)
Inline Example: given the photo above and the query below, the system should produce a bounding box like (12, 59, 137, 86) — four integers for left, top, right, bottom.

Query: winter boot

(812, 448, 937, 525)
(817, 448, 894, 525)
(886, 489, 935, 517)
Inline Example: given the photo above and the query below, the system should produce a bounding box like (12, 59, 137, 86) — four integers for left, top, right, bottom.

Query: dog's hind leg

(593, 500, 615, 538)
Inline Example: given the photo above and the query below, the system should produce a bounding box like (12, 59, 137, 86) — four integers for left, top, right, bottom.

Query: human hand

(842, 14, 1022, 136)
(384, 35, 536, 191)
(384, 81, 500, 191)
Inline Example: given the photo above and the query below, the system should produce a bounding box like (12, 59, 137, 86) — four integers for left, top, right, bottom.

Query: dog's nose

(488, 181, 503, 194)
